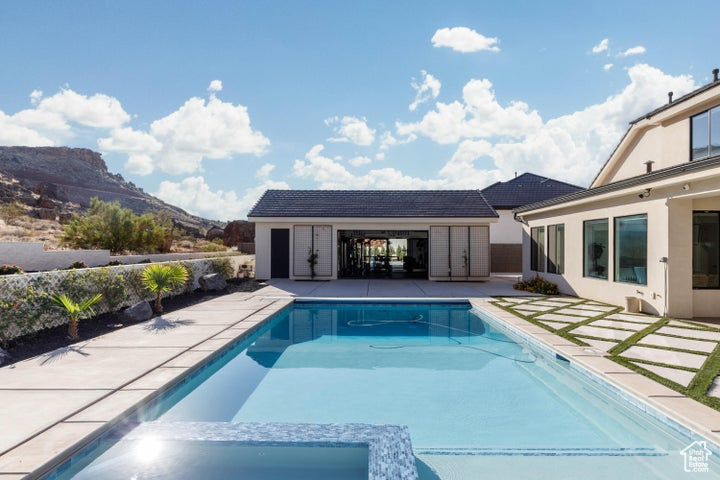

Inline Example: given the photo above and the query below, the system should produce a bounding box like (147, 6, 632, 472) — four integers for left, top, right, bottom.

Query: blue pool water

(46, 301, 720, 479)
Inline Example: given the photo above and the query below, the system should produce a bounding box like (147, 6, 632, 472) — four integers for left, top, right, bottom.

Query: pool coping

(469, 299, 720, 455)
(0, 294, 295, 479)
(3, 294, 720, 479)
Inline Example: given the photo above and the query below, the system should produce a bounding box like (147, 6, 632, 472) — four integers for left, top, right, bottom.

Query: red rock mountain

(0, 146, 218, 236)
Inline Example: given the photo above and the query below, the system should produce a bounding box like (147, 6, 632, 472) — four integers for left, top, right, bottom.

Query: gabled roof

(248, 190, 497, 218)
(480, 173, 584, 209)
(592, 77, 720, 188)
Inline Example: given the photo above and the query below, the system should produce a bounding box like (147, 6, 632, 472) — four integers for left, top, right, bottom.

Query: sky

(0, 1, 717, 221)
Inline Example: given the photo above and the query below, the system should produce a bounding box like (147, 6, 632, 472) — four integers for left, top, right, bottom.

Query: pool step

(415, 447, 667, 457)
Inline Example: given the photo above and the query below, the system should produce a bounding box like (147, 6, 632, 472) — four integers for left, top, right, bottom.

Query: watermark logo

(681, 441, 712, 473)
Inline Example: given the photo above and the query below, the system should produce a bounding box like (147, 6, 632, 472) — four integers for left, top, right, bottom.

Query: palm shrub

(50, 293, 103, 340)
(141, 263, 189, 313)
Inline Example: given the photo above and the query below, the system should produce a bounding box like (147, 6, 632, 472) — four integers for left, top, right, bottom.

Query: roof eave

(514, 155, 720, 215)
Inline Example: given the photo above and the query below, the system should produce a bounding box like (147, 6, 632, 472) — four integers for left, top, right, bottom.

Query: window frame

(690, 105, 720, 161)
(692, 210, 720, 290)
(547, 223, 565, 274)
(613, 214, 648, 285)
(583, 218, 609, 280)
(530, 226, 545, 272)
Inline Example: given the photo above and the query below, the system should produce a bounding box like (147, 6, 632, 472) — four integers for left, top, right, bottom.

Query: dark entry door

(270, 229, 290, 278)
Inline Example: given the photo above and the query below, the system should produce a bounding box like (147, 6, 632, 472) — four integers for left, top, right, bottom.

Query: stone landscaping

(492, 296, 720, 411)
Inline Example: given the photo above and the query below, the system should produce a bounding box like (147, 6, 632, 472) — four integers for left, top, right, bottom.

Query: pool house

(248, 189, 498, 281)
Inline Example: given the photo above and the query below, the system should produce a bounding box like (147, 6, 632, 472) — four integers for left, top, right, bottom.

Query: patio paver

(591, 319, 649, 331)
(640, 334, 717, 353)
(621, 346, 708, 369)
(632, 363, 697, 387)
(535, 313, 579, 323)
(570, 325, 636, 341)
(656, 326, 720, 342)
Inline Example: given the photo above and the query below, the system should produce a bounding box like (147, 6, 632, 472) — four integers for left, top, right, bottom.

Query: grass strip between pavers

(607, 317, 669, 356)
(491, 296, 720, 411)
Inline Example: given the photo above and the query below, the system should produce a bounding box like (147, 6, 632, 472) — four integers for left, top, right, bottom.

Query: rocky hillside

(0, 146, 218, 237)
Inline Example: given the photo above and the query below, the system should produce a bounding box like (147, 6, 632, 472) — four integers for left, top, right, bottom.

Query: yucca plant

(141, 263, 189, 313)
(50, 293, 103, 340)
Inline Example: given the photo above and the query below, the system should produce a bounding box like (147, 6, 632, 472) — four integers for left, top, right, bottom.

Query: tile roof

(248, 190, 497, 218)
(480, 173, 584, 209)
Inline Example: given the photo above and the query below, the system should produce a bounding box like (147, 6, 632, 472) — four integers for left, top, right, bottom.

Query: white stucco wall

(0, 242, 237, 272)
(490, 209, 523, 244)
(521, 169, 720, 318)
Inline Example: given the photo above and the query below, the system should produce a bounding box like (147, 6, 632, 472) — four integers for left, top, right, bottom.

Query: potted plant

(307, 248, 319, 279)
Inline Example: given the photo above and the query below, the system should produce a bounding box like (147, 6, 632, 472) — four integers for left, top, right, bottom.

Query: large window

(530, 226, 545, 272)
(693, 212, 719, 288)
(584, 219, 608, 279)
(547, 224, 565, 274)
(614, 215, 647, 285)
(692, 106, 720, 160)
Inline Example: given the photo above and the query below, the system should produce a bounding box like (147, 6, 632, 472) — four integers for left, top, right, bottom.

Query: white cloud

(409, 71, 441, 111)
(35, 88, 130, 129)
(92, 88, 270, 175)
(208, 80, 223, 92)
(154, 174, 288, 221)
(293, 144, 444, 190)
(30, 90, 43, 105)
(349, 156, 372, 167)
(397, 78, 542, 144)
(592, 38, 609, 54)
(99, 127, 162, 154)
(619, 46, 646, 57)
(256, 163, 275, 178)
(124, 154, 155, 176)
(0, 110, 55, 146)
(0, 87, 131, 146)
(326, 116, 376, 145)
(603, 63, 614, 71)
(431, 27, 500, 53)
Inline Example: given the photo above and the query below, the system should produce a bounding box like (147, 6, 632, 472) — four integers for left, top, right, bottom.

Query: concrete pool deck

(1, 277, 719, 478)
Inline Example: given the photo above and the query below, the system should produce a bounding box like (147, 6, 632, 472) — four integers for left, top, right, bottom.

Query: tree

(50, 293, 103, 340)
(61, 197, 169, 253)
(141, 263, 189, 313)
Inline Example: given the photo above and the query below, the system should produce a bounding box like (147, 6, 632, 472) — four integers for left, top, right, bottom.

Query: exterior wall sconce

(638, 188, 652, 199)
(682, 184, 690, 191)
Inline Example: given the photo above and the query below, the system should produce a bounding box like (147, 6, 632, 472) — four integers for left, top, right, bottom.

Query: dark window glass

(712, 108, 720, 157)
(614, 215, 647, 285)
(692, 111, 709, 160)
(547, 224, 565, 274)
(584, 219, 608, 279)
(530, 226, 545, 272)
(693, 212, 719, 288)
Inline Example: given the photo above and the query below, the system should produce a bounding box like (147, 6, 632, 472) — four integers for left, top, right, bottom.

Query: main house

(515, 69, 720, 318)
(248, 190, 497, 281)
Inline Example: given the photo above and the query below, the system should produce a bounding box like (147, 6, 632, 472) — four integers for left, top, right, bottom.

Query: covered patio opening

(337, 230, 428, 279)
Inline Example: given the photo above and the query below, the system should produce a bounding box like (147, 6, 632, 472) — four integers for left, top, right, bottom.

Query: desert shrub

(209, 257, 234, 279)
(200, 240, 226, 252)
(0, 265, 24, 275)
(106, 260, 123, 266)
(61, 197, 171, 253)
(67, 261, 89, 269)
(0, 201, 25, 224)
(513, 275, 559, 295)
(139, 258, 152, 263)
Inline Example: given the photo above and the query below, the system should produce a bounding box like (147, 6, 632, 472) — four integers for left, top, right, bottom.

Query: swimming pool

(44, 301, 720, 479)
